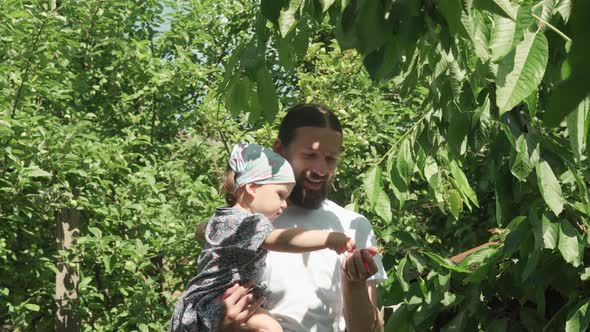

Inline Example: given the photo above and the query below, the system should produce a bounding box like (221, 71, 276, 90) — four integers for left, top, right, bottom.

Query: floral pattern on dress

(169, 207, 274, 332)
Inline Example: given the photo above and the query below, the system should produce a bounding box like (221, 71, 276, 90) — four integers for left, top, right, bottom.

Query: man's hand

(219, 282, 264, 332)
(327, 232, 356, 254)
(342, 247, 379, 282)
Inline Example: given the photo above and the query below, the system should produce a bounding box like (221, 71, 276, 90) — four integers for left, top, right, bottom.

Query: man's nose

(310, 157, 328, 176)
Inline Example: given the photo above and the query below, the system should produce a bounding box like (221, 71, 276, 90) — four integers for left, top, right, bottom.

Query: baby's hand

(327, 232, 356, 254)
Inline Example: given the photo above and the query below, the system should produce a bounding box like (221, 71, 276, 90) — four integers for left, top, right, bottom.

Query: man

(212, 104, 387, 331)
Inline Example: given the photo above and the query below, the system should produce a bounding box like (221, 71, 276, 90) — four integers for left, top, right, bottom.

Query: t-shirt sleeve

(351, 216, 388, 283)
(234, 213, 274, 252)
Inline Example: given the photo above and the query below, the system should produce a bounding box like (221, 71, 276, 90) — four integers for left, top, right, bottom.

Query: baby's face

(249, 183, 294, 222)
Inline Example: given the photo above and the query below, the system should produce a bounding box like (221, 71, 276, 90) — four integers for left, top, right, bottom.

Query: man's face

(275, 127, 342, 209)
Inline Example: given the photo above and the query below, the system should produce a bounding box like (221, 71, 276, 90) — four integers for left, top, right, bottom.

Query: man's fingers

(345, 252, 359, 280)
(235, 296, 265, 322)
(222, 283, 240, 300)
(224, 281, 254, 304)
(361, 248, 379, 276)
(352, 250, 368, 279)
(232, 293, 254, 321)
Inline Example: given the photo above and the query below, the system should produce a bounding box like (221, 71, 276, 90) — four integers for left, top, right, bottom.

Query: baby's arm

(261, 228, 355, 254)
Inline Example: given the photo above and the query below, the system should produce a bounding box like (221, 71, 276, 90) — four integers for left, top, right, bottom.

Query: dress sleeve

(233, 213, 274, 252)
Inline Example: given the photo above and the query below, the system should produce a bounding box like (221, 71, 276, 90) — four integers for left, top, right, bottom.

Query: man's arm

(341, 248, 382, 332)
(261, 228, 355, 254)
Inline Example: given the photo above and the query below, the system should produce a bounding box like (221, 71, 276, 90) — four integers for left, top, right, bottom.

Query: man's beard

(288, 172, 330, 209)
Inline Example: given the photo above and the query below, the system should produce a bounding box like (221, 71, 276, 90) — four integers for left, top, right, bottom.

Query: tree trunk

(56, 208, 80, 332)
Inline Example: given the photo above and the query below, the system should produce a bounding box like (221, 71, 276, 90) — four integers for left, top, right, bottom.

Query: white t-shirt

(262, 200, 388, 332)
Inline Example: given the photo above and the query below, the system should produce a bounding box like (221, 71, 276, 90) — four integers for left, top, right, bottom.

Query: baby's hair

(220, 165, 239, 206)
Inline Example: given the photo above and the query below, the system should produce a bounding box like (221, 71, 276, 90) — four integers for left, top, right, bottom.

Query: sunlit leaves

(566, 97, 589, 161)
(565, 299, 590, 332)
(450, 161, 479, 207)
(476, 0, 517, 21)
(278, 0, 303, 37)
(448, 189, 463, 219)
(558, 220, 582, 267)
(511, 133, 540, 181)
(364, 165, 393, 222)
(489, 15, 518, 62)
(496, 31, 549, 115)
(532, 213, 558, 250)
(363, 166, 382, 209)
(536, 160, 564, 216)
(396, 139, 415, 187)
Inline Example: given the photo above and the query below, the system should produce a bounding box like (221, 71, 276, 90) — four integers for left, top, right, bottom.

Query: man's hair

(278, 104, 343, 146)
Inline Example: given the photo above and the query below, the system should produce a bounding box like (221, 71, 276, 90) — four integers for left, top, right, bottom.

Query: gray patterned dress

(169, 207, 274, 332)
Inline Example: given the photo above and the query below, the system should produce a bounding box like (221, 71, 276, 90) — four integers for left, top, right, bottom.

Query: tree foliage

(225, 0, 590, 330)
(2, 0, 590, 331)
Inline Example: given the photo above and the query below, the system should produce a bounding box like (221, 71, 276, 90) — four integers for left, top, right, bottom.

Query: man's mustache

(301, 172, 329, 182)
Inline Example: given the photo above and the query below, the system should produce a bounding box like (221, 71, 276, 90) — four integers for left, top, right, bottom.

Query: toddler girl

(170, 143, 355, 331)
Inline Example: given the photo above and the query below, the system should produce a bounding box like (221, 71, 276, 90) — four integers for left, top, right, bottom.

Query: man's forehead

(292, 127, 342, 153)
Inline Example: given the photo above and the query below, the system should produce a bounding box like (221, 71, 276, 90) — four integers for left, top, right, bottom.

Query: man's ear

(273, 139, 285, 156)
(244, 183, 258, 198)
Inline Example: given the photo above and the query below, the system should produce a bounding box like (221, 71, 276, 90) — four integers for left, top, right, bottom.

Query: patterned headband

(229, 143, 295, 187)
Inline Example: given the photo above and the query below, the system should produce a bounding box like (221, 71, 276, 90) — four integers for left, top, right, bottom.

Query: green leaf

(224, 76, 251, 118)
(555, 0, 571, 22)
(489, 15, 516, 63)
(423, 251, 472, 273)
(558, 221, 582, 267)
(522, 245, 541, 281)
(139, 323, 149, 332)
(532, 213, 559, 249)
(511, 133, 540, 181)
(89, 227, 102, 239)
(437, 0, 468, 38)
(424, 157, 445, 207)
(396, 139, 414, 186)
(396, 256, 410, 292)
(565, 299, 590, 332)
(27, 166, 52, 178)
(450, 160, 479, 207)
(363, 166, 382, 209)
(448, 189, 463, 219)
(261, 0, 283, 22)
(319, 0, 335, 12)
(566, 97, 589, 161)
(385, 304, 415, 332)
(536, 160, 564, 216)
(544, 0, 590, 126)
(375, 190, 392, 223)
(0, 121, 14, 139)
(356, 0, 390, 54)
(524, 89, 538, 118)
(460, 245, 499, 268)
(255, 65, 279, 123)
(279, 0, 303, 37)
(25, 303, 40, 311)
(496, 31, 549, 115)
(448, 110, 469, 157)
(476, 0, 517, 21)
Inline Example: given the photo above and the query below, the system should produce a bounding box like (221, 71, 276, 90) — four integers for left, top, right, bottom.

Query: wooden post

(56, 208, 80, 332)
